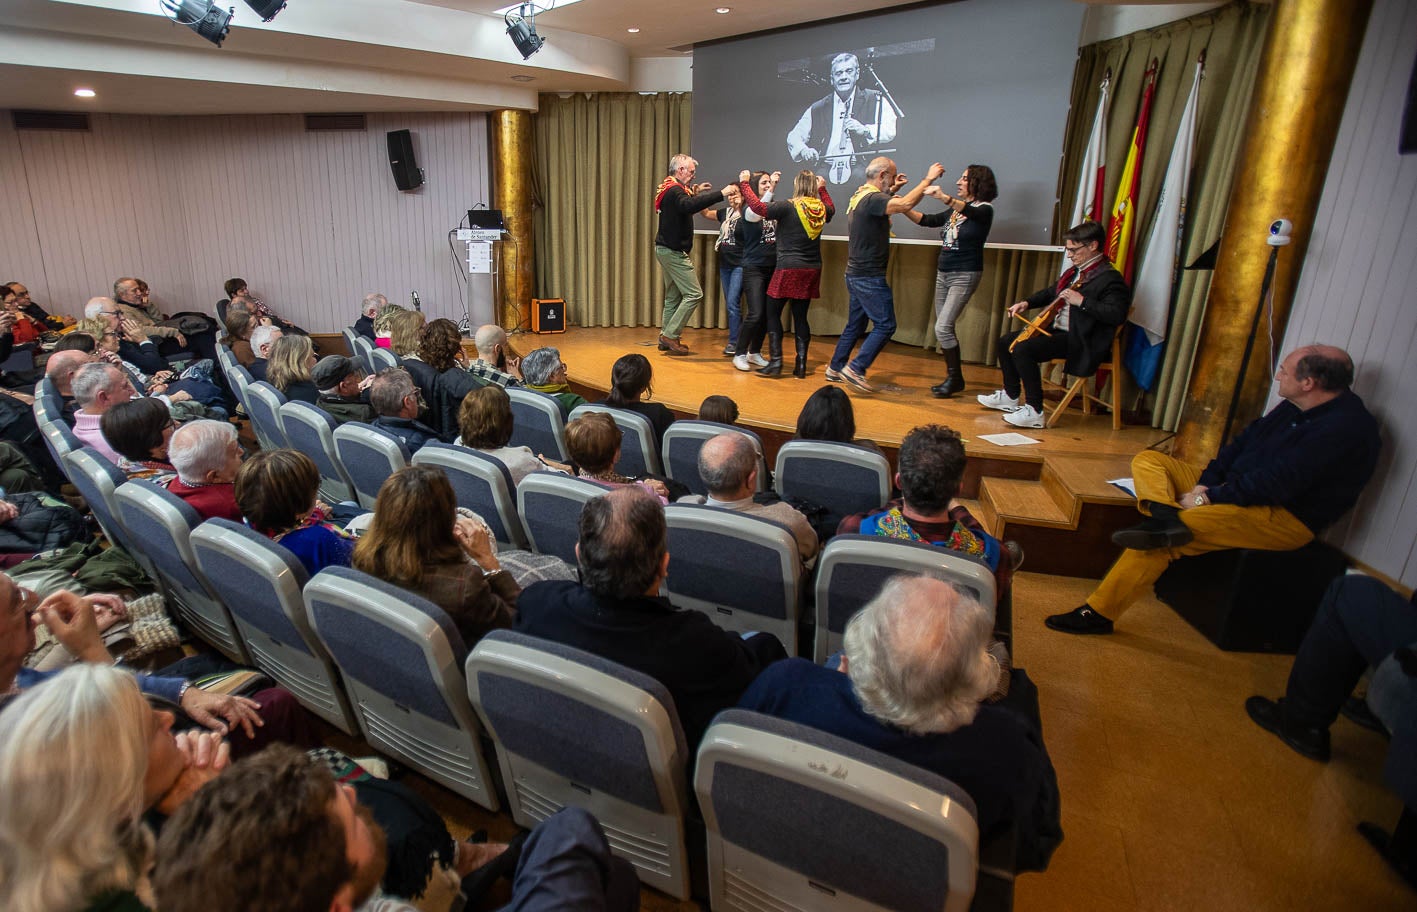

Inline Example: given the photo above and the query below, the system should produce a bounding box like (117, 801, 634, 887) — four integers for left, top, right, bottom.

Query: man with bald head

(468, 323, 524, 388)
(44, 349, 95, 420)
(689, 432, 819, 568)
(1049, 344, 1382, 635)
(739, 573, 1061, 871)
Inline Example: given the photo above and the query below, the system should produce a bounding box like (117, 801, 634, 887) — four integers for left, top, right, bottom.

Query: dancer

(703, 183, 747, 357)
(719, 170, 778, 370)
(653, 153, 726, 356)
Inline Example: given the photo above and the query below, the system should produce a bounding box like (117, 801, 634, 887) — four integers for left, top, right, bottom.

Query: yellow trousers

(1087, 450, 1314, 617)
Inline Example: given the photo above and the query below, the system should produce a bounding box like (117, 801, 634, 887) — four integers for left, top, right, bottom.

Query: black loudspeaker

(386, 129, 423, 191)
(532, 298, 565, 333)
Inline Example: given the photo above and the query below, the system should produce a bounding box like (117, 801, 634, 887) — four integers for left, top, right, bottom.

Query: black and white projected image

(780, 42, 934, 187)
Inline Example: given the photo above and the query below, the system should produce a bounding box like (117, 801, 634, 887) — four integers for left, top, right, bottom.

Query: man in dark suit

(786, 52, 897, 186)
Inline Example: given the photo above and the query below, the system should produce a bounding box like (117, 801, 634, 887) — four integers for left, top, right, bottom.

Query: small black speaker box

(532, 298, 566, 334)
(386, 129, 423, 191)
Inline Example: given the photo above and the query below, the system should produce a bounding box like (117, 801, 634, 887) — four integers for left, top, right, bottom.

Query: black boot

(757, 332, 783, 377)
(930, 346, 966, 398)
(793, 336, 809, 378)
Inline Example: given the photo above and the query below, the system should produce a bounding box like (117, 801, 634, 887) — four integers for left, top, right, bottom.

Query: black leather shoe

(931, 375, 966, 398)
(1111, 515, 1194, 550)
(1044, 604, 1113, 635)
(1245, 696, 1331, 762)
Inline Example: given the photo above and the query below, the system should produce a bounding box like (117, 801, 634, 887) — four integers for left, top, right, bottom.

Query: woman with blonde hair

(0, 663, 190, 912)
(265, 333, 318, 403)
(372, 303, 407, 350)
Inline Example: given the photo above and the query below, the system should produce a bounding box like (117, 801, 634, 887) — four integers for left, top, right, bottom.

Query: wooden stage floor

(526, 325, 1172, 464)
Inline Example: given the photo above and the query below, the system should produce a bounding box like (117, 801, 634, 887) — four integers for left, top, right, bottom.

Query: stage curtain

(1058, 0, 1272, 428)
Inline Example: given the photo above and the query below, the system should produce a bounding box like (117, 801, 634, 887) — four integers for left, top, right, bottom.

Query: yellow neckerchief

(847, 183, 880, 216)
(793, 197, 827, 240)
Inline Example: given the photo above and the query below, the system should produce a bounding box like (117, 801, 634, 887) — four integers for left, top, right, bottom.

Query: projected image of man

(787, 53, 897, 186)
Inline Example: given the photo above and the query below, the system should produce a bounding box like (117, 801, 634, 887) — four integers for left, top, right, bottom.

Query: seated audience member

(0, 283, 43, 346)
(312, 355, 374, 425)
(83, 317, 224, 415)
(114, 276, 218, 362)
(520, 346, 585, 416)
(370, 368, 443, 454)
(100, 397, 178, 482)
(222, 309, 257, 366)
(597, 353, 674, 457)
(391, 310, 437, 402)
(1247, 574, 1417, 886)
(354, 466, 519, 646)
(455, 385, 552, 485)
(517, 486, 786, 746)
(468, 323, 524, 388)
(43, 349, 94, 424)
(70, 362, 138, 464)
(354, 292, 386, 339)
(50, 331, 96, 354)
(739, 574, 1062, 871)
(247, 323, 283, 382)
(4, 281, 54, 323)
(699, 394, 740, 425)
(166, 419, 243, 522)
(840, 424, 1011, 591)
(795, 384, 881, 452)
(685, 432, 819, 568)
(415, 318, 474, 434)
(84, 298, 168, 377)
(565, 411, 669, 502)
(372, 303, 406, 350)
(1048, 344, 1382, 636)
(266, 334, 319, 404)
(224, 278, 303, 336)
(235, 449, 354, 576)
(155, 747, 634, 912)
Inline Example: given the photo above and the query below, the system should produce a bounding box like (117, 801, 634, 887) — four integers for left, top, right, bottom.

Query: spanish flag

(1106, 59, 1158, 284)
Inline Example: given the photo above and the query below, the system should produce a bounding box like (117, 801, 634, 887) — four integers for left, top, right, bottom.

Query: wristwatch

(1192, 494, 1205, 506)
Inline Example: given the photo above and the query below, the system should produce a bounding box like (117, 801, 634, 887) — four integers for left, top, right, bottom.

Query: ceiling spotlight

(74, 88, 97, 98)
(158, 0, 233, 47)
(505, 4, 545, 60)
(626, 27, 639, 33)
(242, 0, 286, 21)
(715, 7, 731, 13)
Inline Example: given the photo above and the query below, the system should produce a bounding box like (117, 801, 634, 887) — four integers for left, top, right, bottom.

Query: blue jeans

(830, 274, 896, 375)
(719, 265, 744, 347)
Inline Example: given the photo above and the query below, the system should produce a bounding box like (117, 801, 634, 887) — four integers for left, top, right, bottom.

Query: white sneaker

(748, 353, 769, 368)
(733, 354, 752, 372)
(977, 390, 1021, 412)
(1003, 404, 1045, 429)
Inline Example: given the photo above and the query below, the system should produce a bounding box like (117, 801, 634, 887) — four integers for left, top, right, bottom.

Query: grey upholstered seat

(813, 534, 997, 663)
(279, 400, 357, 503)
(190, 518, 359, 734)
(34, 376, 58, 402)
(114, 481, 249, 663)
(515, 471, 606, 562)
(774, 439, 891, 530)
(662, 504, 803, 654)
(506, 387, 569, 463)
(660, 419, 768, 496)
(350, 335, 377, 375)
(341, 327, 361, 359)
(568, 403, 663, 476)
(60, 448, 153, 576)
(412, 443, 528, 549)
(369, 347, 400, 372)
(332, 421, 410, 509)
(245, 380, 290, 451)
(466, 629, 692, 899)
(32, 393, 63, 428)
(39, 418, 82, 470)
(695, 709, 981, 912)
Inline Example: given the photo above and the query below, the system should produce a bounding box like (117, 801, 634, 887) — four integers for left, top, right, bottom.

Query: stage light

(74, 88, 96, 98)
(158, 0, 233, 47)
(242, 0, 286, 21)
(505, 4, 545, 60)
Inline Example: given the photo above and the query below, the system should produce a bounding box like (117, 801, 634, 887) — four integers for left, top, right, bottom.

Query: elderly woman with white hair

(0, 663, 212, 912)
(165, 419, 243, 522)
(737, 573, 1062, 871)
(520, 346, 585, 417)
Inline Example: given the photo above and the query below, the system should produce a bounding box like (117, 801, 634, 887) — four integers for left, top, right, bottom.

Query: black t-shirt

(919, 202, 994, 273)
(713, 208, 743, 268)
(846, 191, 892, 276)
(738, 212, 775, 269)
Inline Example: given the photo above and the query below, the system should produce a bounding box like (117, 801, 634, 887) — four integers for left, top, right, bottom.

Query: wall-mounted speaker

(532, 298, 566, 334)
(386, 129, 424, 191)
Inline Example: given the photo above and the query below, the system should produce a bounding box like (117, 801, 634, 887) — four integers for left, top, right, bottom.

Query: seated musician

(976, 221, 1130, 429)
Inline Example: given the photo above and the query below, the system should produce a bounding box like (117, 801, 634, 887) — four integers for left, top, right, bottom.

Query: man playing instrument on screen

(787, 53, 897, 186)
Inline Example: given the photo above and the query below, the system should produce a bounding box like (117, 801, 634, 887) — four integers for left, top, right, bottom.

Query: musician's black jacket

(1021, 264, 1130, 377)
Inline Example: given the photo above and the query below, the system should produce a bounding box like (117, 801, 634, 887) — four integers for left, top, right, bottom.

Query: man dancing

(653, 153, 727, 356)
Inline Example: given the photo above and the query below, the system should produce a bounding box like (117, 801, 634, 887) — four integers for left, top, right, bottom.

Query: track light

(242, 0, 286, 21)
(158, 0, 233, 46)
(505, 4, 545, 60)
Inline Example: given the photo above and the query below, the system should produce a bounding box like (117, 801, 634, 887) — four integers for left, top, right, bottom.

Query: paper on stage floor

(977, 433, 1041, 447)
(1108, 477, 1136, 497)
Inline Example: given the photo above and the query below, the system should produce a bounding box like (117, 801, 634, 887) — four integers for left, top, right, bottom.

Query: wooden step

(954, 497, 998, 537)
(1043, 454, 1138, 505)
(979, 476, 1071, 530)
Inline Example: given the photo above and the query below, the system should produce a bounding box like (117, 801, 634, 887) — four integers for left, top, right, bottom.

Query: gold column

(1173, 0, 1372, 462)
(490, 110, 535, 332)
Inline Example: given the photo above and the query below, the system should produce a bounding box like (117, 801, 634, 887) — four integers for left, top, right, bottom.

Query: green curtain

(1059, 1, 1271, 428)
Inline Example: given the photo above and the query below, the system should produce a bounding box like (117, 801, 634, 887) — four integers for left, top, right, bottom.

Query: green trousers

(654, 245, 703, 340)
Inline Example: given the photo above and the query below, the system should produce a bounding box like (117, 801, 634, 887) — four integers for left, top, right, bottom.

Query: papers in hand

(978, 432, 1041, 447)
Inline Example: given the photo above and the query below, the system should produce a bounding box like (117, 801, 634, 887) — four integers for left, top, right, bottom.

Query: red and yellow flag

(1106, 60, 1159, 283)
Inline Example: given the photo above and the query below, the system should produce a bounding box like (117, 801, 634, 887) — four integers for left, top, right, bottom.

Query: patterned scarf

(793, 197, 827, 240)
(872, 507, 989, 561)
(1056, 252, 1108, 292)
(653, 176, 690, 212)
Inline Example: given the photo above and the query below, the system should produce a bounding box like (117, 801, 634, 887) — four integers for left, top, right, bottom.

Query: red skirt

(768, 268, 822, 300)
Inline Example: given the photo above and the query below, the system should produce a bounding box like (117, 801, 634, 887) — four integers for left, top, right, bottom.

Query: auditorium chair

(61, 448, 155, 577)
(695, 710, 982, 912)
(341, 327, 361, 358)
(506, 388, 569, 463)
(369, 347, 400, 372)
(568, 403, 663, 476)
(278, 400, 358, 504)
(774, 439, 891, 532)
(411, 443, 529, 549)
(114, 480, 249, 664)
(31, 392, 63, 428)
(191, 518, 359, 734)
(660, 420, 769, 496)
(332, 422, 410, 509)
(350, 335, 377, 375)
(244, 380, 290, 451)
(516, 471, 606, 563)
(813, 534, 998, 664)
(303, 566, 500, 811)
(467, 630, 692, 900)
(38, 418, 81, 470)
(662, 504, 803, 655)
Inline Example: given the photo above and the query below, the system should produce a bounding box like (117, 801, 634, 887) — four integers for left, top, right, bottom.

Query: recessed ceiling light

(511, 74, 535, 82)
(626, 27, 639, 33)
(74, 88, 96, 98)
(715, 7, 731, 13)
